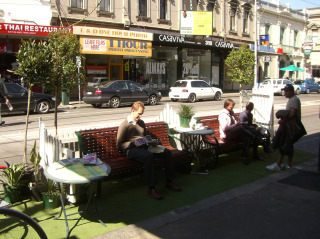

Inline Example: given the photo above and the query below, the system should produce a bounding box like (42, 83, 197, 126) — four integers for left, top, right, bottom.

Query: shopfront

(73, 26, 153, 88)
(0, 23, 70, 87)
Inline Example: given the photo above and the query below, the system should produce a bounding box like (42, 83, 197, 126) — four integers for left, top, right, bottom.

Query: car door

(3, 83, 29, 111)
(127, 81, 148, 102)
(113, 81, 131, 103)
(190, 81, 204, 99)
(199, 81, 214, 99)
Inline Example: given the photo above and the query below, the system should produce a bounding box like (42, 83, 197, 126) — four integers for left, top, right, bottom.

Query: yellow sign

(74, 26, 153, 41)
(180, 11, 213, 36)
(80, 36, 152, 57)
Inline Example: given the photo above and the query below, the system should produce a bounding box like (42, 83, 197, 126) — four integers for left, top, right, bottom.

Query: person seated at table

(218, 99, 263, 165)
(238, 102, 273, 153)
(116, 101, 181, 200)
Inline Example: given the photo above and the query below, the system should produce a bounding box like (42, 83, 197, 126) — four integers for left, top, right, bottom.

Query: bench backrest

(196, 113, 240, 141)
(76, 121, 171, 161)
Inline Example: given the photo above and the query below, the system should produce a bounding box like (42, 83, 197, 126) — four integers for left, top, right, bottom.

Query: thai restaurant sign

(73, 26, 153, 41)
(0, 23, 71, 36)
(80, 36, 152, 57)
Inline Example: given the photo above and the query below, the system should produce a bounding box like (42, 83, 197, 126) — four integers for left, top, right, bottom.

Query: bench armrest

(75, 131, 91, 157)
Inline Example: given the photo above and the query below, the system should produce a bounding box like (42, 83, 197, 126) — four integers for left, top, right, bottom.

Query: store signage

(154, 34, 234, 49)
(86, 66, 107, 74)
(74, 26, 153, 41)
(146, 62, 166, 75)
(260, 35, 269, 45)
(0, 23, 71, 36)
(264, 56, 271, 62)
(303, 36, 313, 56)
(80, 36, 152, 57)
(180, 11, 213, 35)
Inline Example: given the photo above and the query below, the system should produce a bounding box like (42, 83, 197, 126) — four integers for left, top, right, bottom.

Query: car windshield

(172, 81, 187, 87)
(294, 80, 305, 84)
(262, 80, 271, 85)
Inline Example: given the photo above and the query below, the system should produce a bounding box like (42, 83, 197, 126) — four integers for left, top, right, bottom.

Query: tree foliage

(225, 44, 255, 85)
(14, 40, 52, 163)
(44, 30, 83, 135)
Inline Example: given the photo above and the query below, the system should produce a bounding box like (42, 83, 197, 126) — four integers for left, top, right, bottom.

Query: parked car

(0, 82, 59, 114)
(294, 78, 320, 94)
(82, 80, 162, 108)
(259, 78, 301, 95)
(169, 79, 223, 103)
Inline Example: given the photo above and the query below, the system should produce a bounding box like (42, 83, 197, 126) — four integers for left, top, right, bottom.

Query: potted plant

(37, 178, 61, 209)
(178, 104, 195, 128)
(0, 161, 27, 204)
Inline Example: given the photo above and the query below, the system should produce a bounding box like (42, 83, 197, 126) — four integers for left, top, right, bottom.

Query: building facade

(49, 0, 256, 93)
(256, 0, 308, 83)
(305, 7, 320, 79)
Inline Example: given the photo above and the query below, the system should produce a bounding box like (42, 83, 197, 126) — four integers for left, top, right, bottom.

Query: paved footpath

(92, 133, 320, 239)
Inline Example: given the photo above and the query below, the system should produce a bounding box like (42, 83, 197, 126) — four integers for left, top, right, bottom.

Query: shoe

(253, 155, 264, 161)
(241, 157, 249, 165)
(166, 182, 181, 191)
(266, 163, 281, 171)
(148, 188, 163, 200)
(0, 121, 5, 125)
(281, 163, 291, 169)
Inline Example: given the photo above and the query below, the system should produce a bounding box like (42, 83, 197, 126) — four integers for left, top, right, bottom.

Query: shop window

(97, 0, 114, 17)
(68, 0, 87, 14)
(137, 0, 151, 21)
(158, 0, 171, 24)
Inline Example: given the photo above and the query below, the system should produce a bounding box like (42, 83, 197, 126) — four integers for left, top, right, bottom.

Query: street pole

(76, 56, 81, 104)
(254, 0, 258, 89)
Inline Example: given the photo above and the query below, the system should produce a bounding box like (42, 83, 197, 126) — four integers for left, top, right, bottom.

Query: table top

(44, 158, 111, 184)
(174, 126, 215, 136)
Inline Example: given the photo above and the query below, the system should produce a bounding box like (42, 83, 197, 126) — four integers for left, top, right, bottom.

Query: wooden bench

(75, 121, 191, 181)
(194, 113, 246, 163)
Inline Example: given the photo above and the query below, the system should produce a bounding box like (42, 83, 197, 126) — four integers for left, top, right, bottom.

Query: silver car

(259, 79, 301, 95)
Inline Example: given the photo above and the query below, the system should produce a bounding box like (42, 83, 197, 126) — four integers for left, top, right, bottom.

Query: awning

(249, 44, 278, 55)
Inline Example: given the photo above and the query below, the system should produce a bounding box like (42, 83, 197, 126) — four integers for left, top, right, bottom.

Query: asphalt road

(0, 93, 319, 165)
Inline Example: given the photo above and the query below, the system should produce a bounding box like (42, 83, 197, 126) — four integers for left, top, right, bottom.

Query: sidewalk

(92, 133, 320, 239)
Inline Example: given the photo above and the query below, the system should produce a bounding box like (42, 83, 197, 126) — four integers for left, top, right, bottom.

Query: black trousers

(127, 147, 175, 188)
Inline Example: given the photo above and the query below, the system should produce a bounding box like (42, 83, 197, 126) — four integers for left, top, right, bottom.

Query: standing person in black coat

(0, 82, 10, 125)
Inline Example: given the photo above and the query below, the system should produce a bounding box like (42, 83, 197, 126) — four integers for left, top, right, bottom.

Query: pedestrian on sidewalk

(266, 84, 306, 171)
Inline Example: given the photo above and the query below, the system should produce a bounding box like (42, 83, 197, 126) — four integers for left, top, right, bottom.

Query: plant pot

(42, 194, 60, 209)
(3, 185, 20, 204)
(180, 116, 192, 128)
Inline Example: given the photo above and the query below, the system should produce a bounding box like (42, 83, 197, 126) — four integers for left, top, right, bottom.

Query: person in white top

(218, 99, 262, 165)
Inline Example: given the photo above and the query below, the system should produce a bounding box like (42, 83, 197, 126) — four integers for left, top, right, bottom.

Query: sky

(279, 0, 320, 10)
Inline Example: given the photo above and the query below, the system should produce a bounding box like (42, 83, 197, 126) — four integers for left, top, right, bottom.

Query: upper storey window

(137, 0, 151, 21)
(229, 0, 239, 33)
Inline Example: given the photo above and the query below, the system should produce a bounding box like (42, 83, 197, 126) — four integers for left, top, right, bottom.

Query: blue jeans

(127, 147, 175, 188)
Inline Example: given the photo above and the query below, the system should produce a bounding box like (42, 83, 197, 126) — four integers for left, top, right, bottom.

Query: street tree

(43, 29, 83, 135)
(13, 40, 52, 163)
(225, 44, 255, 110)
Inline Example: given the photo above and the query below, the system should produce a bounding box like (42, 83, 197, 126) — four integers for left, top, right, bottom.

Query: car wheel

(295, 88, 300, 95)
(318, 89, 320, 94)
(171, 99, 178, 102)
(36, 100, 50, 114)
(92, 104, 102, 108)
(110, 97, 120, 108)
(188, 94, 196, 103)
(149, 95, 157, 105)
(281, 90, 285, 96)
(306, 88, 310, 94)
(214, 91, 221, 100)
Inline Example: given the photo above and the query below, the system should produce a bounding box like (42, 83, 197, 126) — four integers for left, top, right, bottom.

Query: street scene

(1, 0, 320, 238)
